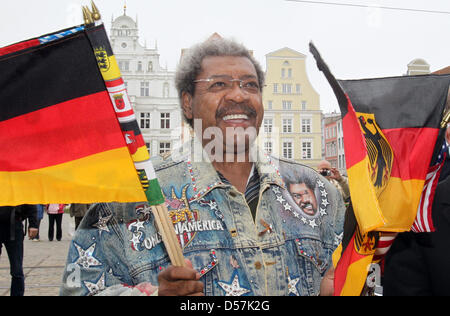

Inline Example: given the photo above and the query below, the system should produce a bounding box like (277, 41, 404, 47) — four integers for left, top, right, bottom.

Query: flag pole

(84, 1, 185, 267)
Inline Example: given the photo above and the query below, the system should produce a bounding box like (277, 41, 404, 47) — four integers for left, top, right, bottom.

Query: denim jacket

(60, 142, 345, 296)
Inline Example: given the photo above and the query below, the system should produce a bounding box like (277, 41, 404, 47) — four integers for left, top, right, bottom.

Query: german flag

(310, 43, 450, 295)
(331, 205, 380, 296)
(0, 26, 147, 206)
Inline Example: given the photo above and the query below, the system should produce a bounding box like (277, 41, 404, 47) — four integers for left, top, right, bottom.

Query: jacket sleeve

(333, 190, 346, 240)
(60, 203, 158, 296)
(336, 176, 351, 201)
(20, 204, 39, 229)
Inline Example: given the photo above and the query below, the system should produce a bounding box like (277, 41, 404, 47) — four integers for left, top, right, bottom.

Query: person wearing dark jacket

(0, 205, 38, 296)
(383, 173, 450, 296)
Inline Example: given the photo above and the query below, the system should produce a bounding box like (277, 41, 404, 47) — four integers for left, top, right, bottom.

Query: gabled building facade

(262, 47, 322, 168)
(109, 11, 182, 157)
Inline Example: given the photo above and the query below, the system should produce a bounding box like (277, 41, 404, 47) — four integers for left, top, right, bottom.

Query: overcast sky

(1, 0, 449, 113)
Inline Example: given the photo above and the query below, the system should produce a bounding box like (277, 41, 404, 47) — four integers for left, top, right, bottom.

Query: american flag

(412, 140, 449, 233)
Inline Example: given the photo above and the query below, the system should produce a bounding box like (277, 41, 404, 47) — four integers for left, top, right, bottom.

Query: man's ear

(181, 92, 194, 120)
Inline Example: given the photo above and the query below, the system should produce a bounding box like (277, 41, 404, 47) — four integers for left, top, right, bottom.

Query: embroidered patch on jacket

(165, 185, 225, 249)
(128, 204, 161, 252)
(275, 176, 331, 229)
(216, 269, 251, 296)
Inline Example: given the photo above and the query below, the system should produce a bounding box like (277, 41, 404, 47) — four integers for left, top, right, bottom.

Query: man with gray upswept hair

(61, 36, 344, 297)
(175, 37, 265, 128)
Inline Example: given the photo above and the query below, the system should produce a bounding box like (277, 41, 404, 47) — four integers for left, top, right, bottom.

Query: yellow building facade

(261, 47, 322, 168)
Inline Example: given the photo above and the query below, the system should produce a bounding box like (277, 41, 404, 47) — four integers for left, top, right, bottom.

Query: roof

(432, 66, 450, 75)
(266, 47, 306, 59)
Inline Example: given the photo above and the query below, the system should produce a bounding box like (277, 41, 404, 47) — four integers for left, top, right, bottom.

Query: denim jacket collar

(172, 138, 285, 203)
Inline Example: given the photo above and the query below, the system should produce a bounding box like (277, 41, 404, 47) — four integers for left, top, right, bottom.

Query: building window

(267, 100, 273, 110)
(302, 141, 312, 159)
(273, 83, 278, 94)
(148, 61, 153, 72)
(145, 142, 151, 155)
(302, 118, 312, 133)
(327, 142, 336, 156)
(140, 82, 149, 97)
(118, 60, 129, 72)
(160, 113, 170, 129)
(264, 141, 273, 154)
(137, 61, 143, 72)
(281, 68, 285, 78)
(282, 84, 292, 94)
(296, 84, 301, 94)
(288, 69, 292, 78)
(282, 119, 292, 133)
(159, 142, 171, 154)
(283, 142, 293, 159)
(301, 101, 307, 110)
(264, 118, 273, 133)
(282, 101, 292, 110)
(140, 112, 151, 129)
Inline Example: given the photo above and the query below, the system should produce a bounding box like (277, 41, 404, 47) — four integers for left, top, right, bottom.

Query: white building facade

(109, 12, 182, 157)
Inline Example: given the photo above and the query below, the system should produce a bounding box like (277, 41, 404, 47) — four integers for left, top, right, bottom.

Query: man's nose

(223, 82, 249, 103)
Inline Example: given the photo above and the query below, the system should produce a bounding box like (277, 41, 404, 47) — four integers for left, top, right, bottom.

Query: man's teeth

(223, 114, 249, 121)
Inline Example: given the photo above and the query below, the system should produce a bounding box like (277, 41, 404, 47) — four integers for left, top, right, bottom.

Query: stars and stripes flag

(412, 139, 449, 233)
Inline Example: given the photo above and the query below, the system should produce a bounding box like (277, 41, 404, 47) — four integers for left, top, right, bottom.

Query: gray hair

(175, 37, 265, 127)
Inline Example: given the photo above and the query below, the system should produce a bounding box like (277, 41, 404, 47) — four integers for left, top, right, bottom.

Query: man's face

(182, 56, 264, 156)
(317, 161, 332, 179)
(288, 183, 318, 216)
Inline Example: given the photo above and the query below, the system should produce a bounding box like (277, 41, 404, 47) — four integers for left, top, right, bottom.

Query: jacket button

(254, 261, 262, 270)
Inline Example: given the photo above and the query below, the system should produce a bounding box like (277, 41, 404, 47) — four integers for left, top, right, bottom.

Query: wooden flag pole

(84, 1, 185, 267)
(153, 204, 185, 266)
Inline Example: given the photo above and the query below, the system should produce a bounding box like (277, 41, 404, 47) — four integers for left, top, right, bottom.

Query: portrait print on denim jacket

(60, 143, 345, 296)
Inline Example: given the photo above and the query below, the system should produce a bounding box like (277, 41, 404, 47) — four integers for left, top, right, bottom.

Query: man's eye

(210, 81, 227, 88)
(244, 81, 259, 88)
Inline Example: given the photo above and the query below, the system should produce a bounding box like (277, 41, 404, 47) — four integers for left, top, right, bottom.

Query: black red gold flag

(0, 25, 151, 205)
(310, 42, 450, 295)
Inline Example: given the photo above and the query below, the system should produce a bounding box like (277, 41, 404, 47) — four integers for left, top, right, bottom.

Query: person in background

(45, 204, 65, 242)
(317, 160, 350, 202)
(31, 204, 44, 241)
(0, 205, 38, 296)
(69, 204, 90, 230)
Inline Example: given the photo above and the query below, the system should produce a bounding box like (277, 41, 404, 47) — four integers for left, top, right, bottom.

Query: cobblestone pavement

(0, 213, 75, 296)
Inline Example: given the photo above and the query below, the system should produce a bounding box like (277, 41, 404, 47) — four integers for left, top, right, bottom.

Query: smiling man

(61, 37, 345, 297)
